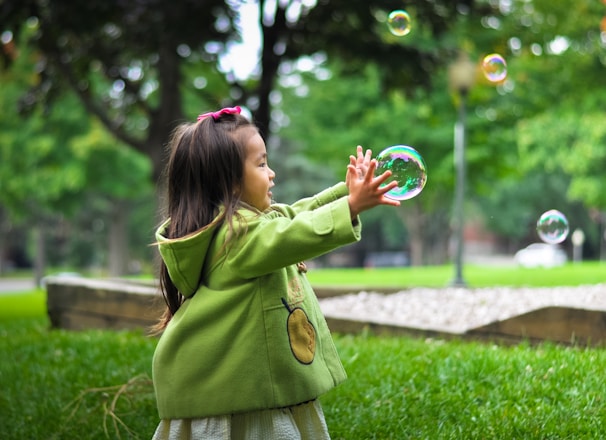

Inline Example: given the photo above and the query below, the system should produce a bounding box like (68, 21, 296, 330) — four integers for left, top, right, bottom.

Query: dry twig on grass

(64, 374, 153, 439)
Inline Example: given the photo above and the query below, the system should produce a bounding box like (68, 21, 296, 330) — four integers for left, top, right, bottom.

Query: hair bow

(197, 106, 241, 122)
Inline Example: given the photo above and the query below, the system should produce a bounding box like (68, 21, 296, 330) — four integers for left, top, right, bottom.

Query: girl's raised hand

(345, 146, 371, 189)
(346, 149, 400, 220)
(349, 145, 372, 180)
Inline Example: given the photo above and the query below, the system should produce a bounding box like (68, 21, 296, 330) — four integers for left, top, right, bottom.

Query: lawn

(2, 317, 606, 439)
(1, 263, 605, 439)
(306, 261, 606, 288)
(0, 289, 46, 320)
(0, 318, 157, 439)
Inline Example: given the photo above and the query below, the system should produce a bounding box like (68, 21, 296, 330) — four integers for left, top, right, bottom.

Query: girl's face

(240, 131, 275, 211)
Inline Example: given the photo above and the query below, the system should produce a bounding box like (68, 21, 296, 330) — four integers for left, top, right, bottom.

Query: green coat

(153, 182, 361, 419)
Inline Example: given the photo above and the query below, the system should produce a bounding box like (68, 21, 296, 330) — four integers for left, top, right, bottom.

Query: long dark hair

(153, 112, 257, 331)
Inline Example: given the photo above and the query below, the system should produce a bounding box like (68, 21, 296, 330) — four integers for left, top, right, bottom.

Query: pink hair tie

(197, 106, 241, 122)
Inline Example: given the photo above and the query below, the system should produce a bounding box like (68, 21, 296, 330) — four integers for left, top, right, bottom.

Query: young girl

(151, 106, 400, 440)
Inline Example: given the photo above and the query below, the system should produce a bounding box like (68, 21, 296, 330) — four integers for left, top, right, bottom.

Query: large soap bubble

(375, 145, 427, 201)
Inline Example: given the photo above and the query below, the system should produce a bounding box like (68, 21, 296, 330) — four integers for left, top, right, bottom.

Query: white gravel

(318, 284, 606, 334)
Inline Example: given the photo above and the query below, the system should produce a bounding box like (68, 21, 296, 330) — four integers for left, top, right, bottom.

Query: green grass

(324, 333, 606, 439)
(306, 261, 606, 288)
(2, 264, 606, 439)
(2, 318, 606, 439)
(0, 318, 157, 439)
(0, 289, 46, 320)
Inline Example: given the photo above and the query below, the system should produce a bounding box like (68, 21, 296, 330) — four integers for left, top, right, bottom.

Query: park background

(2, 0, 606, 284)
(3, 1, 606, 438)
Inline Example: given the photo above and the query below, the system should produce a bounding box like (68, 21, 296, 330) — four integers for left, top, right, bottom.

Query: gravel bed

(318, 284, 606, 334)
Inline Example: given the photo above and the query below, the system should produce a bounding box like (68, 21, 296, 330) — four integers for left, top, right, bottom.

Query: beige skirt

(151, 400, 331, 440)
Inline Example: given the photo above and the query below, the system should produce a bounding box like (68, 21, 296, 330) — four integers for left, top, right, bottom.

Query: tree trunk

(255, 0, 286, 137)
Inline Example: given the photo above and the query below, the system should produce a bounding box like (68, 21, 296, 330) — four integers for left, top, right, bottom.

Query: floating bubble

(375, 145, 427, 201)
(387, 10, 411, 37)
(482, 53, 507, 82)
(536, 209, 569, 244)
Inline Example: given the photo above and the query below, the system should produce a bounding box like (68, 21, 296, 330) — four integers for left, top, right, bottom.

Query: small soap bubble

(536, 209, 569, 244)
(375, 145, 427, 201)
(387, 10, 411, 37)
(482, 53, 507, 82)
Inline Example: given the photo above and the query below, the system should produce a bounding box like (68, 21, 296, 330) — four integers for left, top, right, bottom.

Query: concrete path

(0, 278, 36, 294)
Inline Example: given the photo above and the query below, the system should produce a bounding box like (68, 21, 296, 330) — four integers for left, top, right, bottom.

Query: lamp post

(448, 52, 476, 288)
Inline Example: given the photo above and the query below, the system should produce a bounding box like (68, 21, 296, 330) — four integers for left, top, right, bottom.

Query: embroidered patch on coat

(282, 298, 316, 364)
(287, 275, 305, 307)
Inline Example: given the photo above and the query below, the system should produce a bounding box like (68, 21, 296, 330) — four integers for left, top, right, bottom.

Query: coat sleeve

(272, 182, 350, 218)
(218, 188, 361, 279)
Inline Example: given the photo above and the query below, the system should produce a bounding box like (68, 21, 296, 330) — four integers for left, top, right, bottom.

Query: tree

(471, 0, 606, 254)
(0, 27, 152, 280)
(2, 0, 233, 186)
(1, 0, 490, 187)
(275, 61, 457, 265)
(18, 0, 605, 265)
(1, 0, 501, 271)
(273, 0, 606, 263)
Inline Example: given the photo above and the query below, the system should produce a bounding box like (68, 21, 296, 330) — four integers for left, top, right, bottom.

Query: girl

(151, 106, 400, 440)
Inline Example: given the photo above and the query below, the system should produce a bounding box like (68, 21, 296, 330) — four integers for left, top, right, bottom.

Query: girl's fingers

(357, 148, 366, 168)
(346, 164, 358, 182)
(355, 146, 363, 163)
(382, 197, 401, 207)
(372, 168, 396, 185)
(351, 146, 374, 180)
(377, 180, 399, 193)
(364, 159, 378, 182)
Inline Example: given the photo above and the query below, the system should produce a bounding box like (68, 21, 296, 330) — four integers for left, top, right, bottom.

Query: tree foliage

(275, 0, 606, 260)
(1, 0, 493, 182)
(477, 0, 606, 251)
(275, 60, 457, 263)
(0, 26, 152, 274)
(518, 111, 606, 210)
(1, 0, 236, 182)
(0, 26, 151, 218)
(2, 0, 605, 268)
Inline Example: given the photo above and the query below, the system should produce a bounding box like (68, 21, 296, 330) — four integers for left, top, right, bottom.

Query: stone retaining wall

(44, 278, 371, 332)
(45, 277, 163, 331)
(45, 277, 606, 346)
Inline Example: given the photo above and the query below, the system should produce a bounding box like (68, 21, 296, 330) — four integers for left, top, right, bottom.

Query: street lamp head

(448, 52, 477, 95)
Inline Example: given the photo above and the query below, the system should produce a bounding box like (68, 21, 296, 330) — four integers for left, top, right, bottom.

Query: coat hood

(155, 219, 220, 298)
